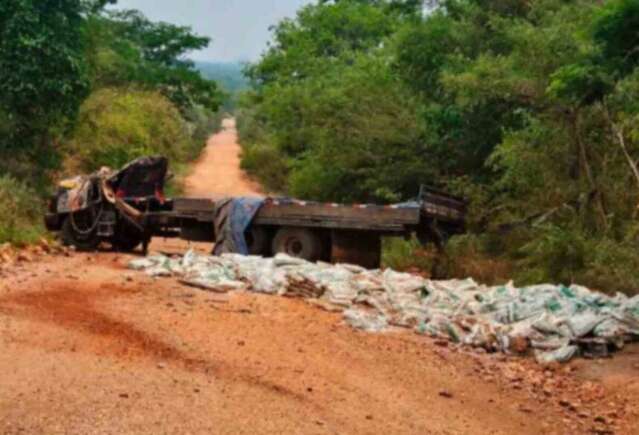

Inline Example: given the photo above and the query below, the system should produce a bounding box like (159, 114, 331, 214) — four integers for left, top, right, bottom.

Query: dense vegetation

(238, 0, 639, 294)
(0, 0, 222, 244)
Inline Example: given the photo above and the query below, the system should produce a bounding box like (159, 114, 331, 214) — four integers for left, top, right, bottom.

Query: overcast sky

(112, 0, 312, 63)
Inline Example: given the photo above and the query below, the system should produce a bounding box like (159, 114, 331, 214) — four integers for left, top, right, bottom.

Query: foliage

(382, 237, 435, 273)
(239, 0, 639, 294)
(84, 9, 223, 112)
(245, 0, 403, 86)
(0, 0, 90, 177)
(0, 0, 89, 130)
(239, 143, 289, 194)
(0, 175, 43, 245)
(593, 0, 639, 75)
(0, 1, 224, 244)
(64, 88, 191, 171)
(240, 1, 428, 202)
(197, 62, 250, 94)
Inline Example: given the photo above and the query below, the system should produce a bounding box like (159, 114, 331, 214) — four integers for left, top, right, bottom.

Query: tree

(0, 0, 89, 154)
(593, 0, 639, 75)
(85, 9, 222, 112)
(239, 0, 639, 292)
(245, 0, 401, 86)
(65, 88, 191, 171)
(240, 0, 432, 201)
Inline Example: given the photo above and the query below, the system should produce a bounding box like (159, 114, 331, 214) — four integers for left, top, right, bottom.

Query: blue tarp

(214, 197, 265, 255)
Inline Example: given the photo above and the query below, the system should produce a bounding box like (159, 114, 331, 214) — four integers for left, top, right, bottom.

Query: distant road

(183, 118, 263, 198)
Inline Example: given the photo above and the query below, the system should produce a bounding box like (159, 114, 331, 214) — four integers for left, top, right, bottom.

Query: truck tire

(112, 223, 143, 253)
(272, 227, 323, 262)
(245, 226, 269, 256)
(61, 213, 100, 252)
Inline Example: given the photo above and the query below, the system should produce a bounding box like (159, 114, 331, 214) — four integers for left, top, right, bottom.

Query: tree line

(0, 0, 223, 243)
(238, 0, 639, 293)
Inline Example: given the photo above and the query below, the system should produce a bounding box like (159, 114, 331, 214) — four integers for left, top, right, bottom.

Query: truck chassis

(45, 157, 466, 269)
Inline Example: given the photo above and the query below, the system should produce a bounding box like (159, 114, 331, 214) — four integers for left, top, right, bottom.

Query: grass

(381, 237, 436, 274)
(0, 175, 45, 246)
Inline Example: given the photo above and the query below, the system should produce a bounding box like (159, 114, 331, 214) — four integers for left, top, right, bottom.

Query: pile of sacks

(129, 251, 639, 364)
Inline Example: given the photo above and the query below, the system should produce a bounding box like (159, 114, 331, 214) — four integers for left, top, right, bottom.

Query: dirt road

(0, 124, 637, 434)
(183, 118, 263, 198)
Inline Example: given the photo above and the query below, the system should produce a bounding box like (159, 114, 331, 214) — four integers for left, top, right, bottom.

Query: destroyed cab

(45, 157, 171, 252)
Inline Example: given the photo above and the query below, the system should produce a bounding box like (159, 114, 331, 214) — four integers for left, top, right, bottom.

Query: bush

(515, 225, 588, 285)
(516, 226, 639, 295)
(578, 238, 639, 295)
(382, 237, 436, 273)
(240, 143, 289, 193)
(238, 55, 427, 203)
(0, 175, 44, 245)
(441, 226, 639, 296)
(443, 234, 514, 285)
(64, 88, 192, 172)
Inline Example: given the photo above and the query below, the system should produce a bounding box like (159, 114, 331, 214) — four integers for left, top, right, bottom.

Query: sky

(112, 0, 313, 63)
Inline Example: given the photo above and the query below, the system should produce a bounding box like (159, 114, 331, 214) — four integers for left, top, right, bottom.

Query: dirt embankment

(0, 122, 637, 434)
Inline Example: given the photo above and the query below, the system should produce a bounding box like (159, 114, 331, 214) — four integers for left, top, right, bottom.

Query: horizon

(112, 0, 313, 63)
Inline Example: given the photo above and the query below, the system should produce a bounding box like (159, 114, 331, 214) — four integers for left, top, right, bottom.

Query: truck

(45, 156, 466, 269)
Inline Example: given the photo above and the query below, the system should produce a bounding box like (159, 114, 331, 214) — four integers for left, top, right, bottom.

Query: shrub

(578, 238, 639, 295)
(240, 143, 289, 193)
(515, 225, 588, 285)
(443, 234, 514, 285)
(382, 237, 435, 273)
(0, 175, 44, 245)
(441, 226, 639, 296)
(64, 88, 191, 172)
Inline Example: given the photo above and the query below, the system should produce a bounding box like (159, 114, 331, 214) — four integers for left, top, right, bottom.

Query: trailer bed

(172, 197, 423, 233)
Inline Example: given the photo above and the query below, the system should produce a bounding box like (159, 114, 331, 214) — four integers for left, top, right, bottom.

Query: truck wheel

(112, 223, 143, 253)
(245, 226, 269, 256)
(61, 213, 100, 252)
(272, 227, 323, 262)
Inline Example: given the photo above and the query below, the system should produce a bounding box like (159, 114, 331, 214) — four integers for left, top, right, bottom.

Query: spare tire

(272, 227, 323, 262)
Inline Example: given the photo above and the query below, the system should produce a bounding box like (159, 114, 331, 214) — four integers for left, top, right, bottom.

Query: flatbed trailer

(45, 157, 466, 268)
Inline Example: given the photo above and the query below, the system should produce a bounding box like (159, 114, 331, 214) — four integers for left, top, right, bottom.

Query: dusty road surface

(183, 118, 263, 198)
(1, 123, 638, 434)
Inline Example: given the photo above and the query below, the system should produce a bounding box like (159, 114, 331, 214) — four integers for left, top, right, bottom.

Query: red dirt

(2, 284, 188, 364)
(0, 124, 637, 434)
(183, 118, 263, 198)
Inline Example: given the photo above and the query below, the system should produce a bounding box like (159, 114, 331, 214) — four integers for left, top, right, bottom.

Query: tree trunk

(603, 106, 639, 190)
(571, 111, 608, 231)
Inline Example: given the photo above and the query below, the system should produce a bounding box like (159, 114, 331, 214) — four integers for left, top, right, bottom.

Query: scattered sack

(129, 251, 639, 364)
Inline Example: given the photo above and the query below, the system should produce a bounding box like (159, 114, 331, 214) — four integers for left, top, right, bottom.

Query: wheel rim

(285, 237, 304, 256)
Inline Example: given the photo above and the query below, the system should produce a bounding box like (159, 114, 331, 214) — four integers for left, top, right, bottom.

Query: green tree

(246, 0, 403, 86)
(65, 88, 192, 171)
(240, 0, 430, 201)
(240, 0, 639, 293)
(593, 0, 639, 75)
(85, 9, 222, 112)
(0, 0, 90, 178)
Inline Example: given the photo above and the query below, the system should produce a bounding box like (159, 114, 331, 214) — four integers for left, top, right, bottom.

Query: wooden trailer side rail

(171, 197, 424, 233)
